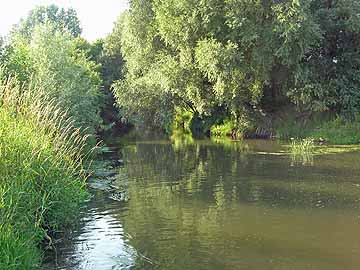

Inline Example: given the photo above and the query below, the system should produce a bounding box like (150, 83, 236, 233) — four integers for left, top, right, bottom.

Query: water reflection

(118, 141, 360, 270)
(45, 139, 360, 270)
(43, 191, 138, 270)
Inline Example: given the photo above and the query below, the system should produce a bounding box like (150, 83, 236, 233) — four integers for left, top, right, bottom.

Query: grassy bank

(0, 77, 89, 269)
(275, 116, 360, 145)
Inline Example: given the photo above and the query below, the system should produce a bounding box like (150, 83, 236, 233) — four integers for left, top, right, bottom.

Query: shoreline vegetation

(0, 76, 90, 269)
(1, 1, 360, 269)
(111, 0, 360, 147)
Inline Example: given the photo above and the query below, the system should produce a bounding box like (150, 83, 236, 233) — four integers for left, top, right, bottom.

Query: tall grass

(289, 138, 316, 155)
(0, 74, 90, 269)
(288, 138, 315, 166)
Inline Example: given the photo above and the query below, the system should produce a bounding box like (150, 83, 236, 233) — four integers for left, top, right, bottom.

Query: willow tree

(113, 0, 360, 132)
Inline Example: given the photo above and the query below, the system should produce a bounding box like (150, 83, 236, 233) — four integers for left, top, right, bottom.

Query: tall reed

(0, 71, 91, 269)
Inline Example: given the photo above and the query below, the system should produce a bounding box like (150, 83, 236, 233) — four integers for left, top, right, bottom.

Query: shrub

(172, 108, 193, 134)
(210, 119, 237, 138)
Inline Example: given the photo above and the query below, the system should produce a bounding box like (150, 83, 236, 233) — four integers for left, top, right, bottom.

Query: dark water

(43, 139, 360, 270)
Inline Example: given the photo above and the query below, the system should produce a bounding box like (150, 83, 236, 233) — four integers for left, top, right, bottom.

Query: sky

(0, 0, 129, 41)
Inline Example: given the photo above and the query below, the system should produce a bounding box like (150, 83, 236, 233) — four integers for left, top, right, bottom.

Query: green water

(44, 139, 360, 270)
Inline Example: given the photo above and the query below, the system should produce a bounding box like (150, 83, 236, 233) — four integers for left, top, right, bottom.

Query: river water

(43, 139, 360, 270)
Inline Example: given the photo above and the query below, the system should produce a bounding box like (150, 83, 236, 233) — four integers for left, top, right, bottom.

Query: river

(43, 138, 360, 270)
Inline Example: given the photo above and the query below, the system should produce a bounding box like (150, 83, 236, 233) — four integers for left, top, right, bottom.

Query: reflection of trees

(119, 142, 360, 210)
(115, 142, 360, 270)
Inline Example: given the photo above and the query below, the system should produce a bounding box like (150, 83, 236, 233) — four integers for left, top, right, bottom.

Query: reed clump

(289, 138, 316, 155)
(0, 74, 90, 269)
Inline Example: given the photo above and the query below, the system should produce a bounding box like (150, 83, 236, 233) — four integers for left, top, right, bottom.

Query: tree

(74, 31, 126, 130)
(102, 14, 126, 90)
(289, 0, 360, 118)
(0, 35, 34, 83)
(113, 0, 360, 135)
(31, 24, 103, 132)
(112, 0, 316, 130)
(3, 23, 103, 134)
(12, 4, 82, 40)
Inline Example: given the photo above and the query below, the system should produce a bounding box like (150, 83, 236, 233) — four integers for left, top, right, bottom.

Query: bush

(172, 108, 193, 134)
(210, 116, 253, 139)
(210, 119, 237, 138)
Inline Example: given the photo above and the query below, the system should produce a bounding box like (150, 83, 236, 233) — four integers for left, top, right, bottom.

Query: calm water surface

(44, 139, 360, 270)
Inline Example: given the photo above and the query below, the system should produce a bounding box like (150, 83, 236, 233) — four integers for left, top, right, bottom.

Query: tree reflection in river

(44, 139, 360, 270)
(113, 140, 360, 270)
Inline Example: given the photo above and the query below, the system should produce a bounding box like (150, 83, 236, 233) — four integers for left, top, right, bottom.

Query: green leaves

(13, 4, 82, 41)
(112, 0, 360, 134)
(3, 23, 103, 135)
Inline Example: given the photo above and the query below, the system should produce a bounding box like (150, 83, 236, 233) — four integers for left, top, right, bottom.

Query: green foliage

(3, 23, 103, 135)
(0, 225, 40, 270)
(102, 14, 125, 89)
(210, 119, 237, 138)
(288, 137, 316, 165)
(0, 76, 89, 269)
(0, 39, 34, 83)
(288, 0, 360, 117)
(110, 0, 360, 139)
(289, 138, 316, 155)
(12, 4, 81, 40)
(172, 108, 194, 134)
(275, 113, 360, 145)
(112, 0, 318, 129)
(210, 114, 255, 139)
(274, 115, 316, 140)
(310, 117, 360, 145)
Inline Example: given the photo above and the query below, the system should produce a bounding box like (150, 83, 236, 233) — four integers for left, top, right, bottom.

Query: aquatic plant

(289, 138, 316, 155)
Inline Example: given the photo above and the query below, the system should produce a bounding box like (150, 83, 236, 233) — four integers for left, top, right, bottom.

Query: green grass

(275, 113, 360, 145)
(0, 76, 90, 269)
(288, 138, 316, 165)
(309, 117, 360, 145)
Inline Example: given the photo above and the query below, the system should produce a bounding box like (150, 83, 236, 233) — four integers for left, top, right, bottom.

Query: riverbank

(171, 109, 360, 146)
(0, 78, 89, 269)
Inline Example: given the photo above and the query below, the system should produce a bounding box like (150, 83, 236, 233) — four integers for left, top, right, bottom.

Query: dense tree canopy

(112, 0, 360, 134)
(13, 4, 82, 40)
(289, 0, 360, 117)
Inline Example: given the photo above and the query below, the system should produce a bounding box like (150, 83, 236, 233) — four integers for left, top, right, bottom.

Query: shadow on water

(44, 137, 360, 270)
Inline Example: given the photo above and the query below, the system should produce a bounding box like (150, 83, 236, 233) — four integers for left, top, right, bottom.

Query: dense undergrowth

(0, 77, 89, 269)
